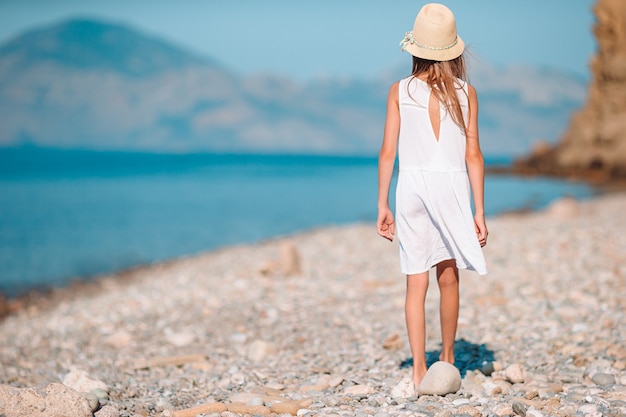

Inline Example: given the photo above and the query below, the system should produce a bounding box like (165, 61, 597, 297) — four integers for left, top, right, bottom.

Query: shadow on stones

(400, 338, 495, 377)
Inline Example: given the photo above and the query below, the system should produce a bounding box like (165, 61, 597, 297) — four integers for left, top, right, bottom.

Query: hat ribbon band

(400, 31, 458, 52)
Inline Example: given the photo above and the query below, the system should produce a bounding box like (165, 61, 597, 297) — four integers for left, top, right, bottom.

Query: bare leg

(405, 272, 429, 386)
(436, 259, 459, 364)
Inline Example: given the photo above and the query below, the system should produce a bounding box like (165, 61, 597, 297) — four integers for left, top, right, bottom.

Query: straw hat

(399, 3, 464, 61)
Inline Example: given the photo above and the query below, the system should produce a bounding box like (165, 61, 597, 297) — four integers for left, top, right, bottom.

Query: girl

(377, 3, 488, 389)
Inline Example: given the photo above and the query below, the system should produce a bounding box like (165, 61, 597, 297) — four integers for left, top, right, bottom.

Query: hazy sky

(0, 0, 597, 81)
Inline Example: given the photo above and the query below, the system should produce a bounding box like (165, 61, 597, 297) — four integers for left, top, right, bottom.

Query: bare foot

(413, 366, 427, 387)
(439, 353, 455, 365)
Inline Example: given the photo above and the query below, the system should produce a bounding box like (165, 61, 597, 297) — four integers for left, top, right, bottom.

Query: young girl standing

(377, 3, 488, 389)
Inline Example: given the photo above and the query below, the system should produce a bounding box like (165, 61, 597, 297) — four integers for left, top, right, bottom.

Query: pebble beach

(1, 192, 625, 417)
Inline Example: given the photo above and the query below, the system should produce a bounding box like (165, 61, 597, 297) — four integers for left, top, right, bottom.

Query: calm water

(0, 148, 595, 296)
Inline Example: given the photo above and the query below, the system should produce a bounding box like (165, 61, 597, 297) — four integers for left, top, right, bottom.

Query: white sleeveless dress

(395, 76, 487, 275)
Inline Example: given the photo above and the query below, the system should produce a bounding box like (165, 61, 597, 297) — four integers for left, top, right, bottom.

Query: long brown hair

(409, 55, 468, 132)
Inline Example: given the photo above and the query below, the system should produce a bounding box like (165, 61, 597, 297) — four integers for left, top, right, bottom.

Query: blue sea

(0, 148, 595, 297)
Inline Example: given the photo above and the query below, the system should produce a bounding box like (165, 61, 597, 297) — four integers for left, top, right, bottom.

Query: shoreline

(0, 225, 336, 317)
(0, 185, 617, 317)
(1, 189, 624, 318)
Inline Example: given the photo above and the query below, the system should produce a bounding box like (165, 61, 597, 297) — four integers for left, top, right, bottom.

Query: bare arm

(465, 84, 488, 247)
(377, 82, 400, 241)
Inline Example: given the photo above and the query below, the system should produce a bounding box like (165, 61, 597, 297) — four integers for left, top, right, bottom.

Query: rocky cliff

(515, 0, 626, 181)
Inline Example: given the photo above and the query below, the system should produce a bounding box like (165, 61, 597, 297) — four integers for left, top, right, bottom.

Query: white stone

(493, 379, 512, 395)
(583, 359, 615, 379)
(493, 403, 513, 416)
(279, 242, 301, 276)
(526, 410, 545, 417)
(504, 363, 526, 384)
(265, 382, 285, 390)
(328, 376, 344, 388)
(417, 361, 461, 396)
(230, 392, 260, 403)
(0, 383, 92, 417)
(62, 369, 108, 393)
(344, 384, 374, 396)
(545, 196, 579, 219)
(164, 329, 195, 347)
(247, 339, 277, 361)
(578, 404, 598, 414)
(482, 381, 501, 395)
(390, 376, 415, 399)
(104, 330, 132, 348)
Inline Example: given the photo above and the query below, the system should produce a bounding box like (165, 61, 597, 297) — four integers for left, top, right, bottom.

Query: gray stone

(511, 401, 527, 416)
(405, 403, 432, 413)
(91, 387, 110, 400)
(230, 392, 260, 403)
(417, 361, 462, 396)
(322, 395, 339, 407)
(95, 405, 121, 417)
(480, 361, 496, 376)
(246, 396, 265, 406)
(592, 372, 616, 386)
(584, 359, 614, 379)
(82, 391, 100, 412)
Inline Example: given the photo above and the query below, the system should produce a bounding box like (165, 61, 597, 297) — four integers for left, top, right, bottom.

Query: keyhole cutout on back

(428, 92, 441, 142)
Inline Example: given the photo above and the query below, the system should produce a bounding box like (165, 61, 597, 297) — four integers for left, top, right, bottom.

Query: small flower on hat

(399, 31, 415, 52)
(400, 30, 459, 52)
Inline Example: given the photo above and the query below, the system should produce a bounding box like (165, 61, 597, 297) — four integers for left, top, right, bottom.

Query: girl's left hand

(377, 207, 395, 242)
(474, 215, 488, 247)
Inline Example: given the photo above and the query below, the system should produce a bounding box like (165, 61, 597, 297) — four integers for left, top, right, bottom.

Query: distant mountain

(0, 18, 587, 156)
(0, 18, 210, 77)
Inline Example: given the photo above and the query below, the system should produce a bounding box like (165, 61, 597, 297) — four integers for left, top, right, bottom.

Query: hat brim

(404, 35, 465, 61)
